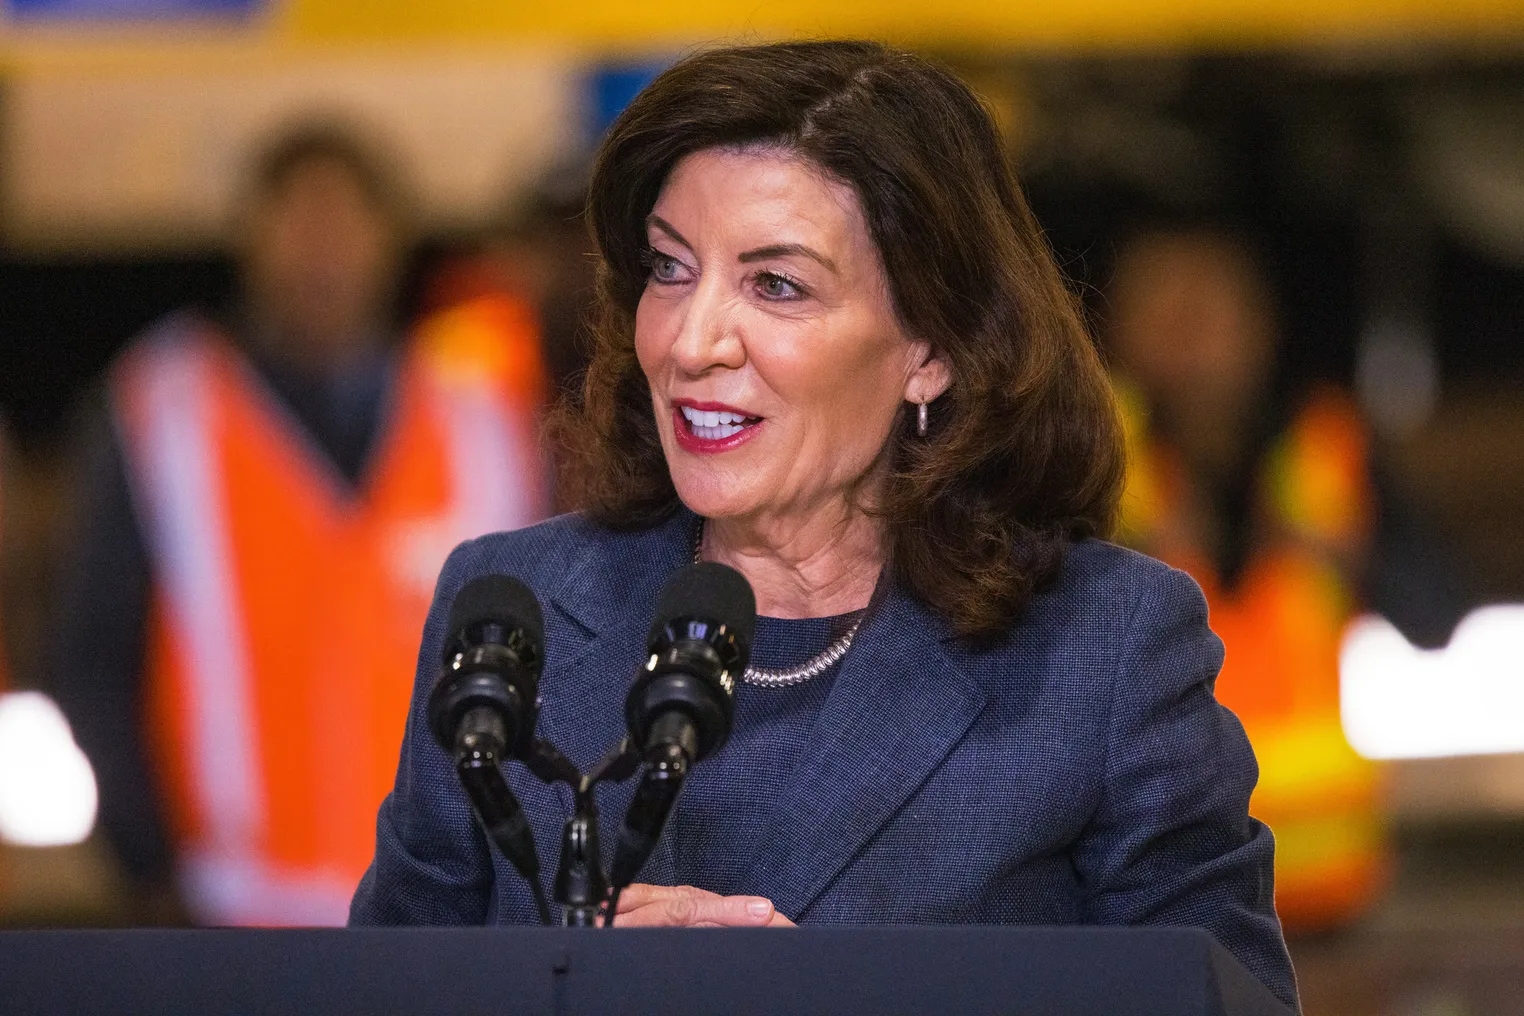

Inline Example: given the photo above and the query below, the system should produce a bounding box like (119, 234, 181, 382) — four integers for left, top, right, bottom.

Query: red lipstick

(670, 399, 764, 455)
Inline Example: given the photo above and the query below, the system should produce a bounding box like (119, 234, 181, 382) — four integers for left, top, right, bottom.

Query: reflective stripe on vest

(180, 850, 359, 928)
(123, 334, 264, 866)
(115, 312, 545, 926)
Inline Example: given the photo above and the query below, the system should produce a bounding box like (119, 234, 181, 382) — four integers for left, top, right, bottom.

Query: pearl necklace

(692, 521, 862, 689)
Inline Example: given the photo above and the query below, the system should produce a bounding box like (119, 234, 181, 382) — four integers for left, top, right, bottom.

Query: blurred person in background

(1106, 224, 1386, 932)
(422, 169, 598, 411)
(46, 121, 550, 926)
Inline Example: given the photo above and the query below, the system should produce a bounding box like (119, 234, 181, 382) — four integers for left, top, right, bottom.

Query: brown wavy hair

(558, 40, 1124, 639)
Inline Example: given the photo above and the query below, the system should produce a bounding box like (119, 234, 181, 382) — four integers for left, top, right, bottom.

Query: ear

(903, 341, 953, 404)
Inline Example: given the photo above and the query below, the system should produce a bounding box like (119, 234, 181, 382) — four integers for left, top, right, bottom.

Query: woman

(352, 41, 1297, 1009)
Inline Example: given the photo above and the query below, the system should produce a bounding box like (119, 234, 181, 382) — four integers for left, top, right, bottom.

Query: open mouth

(673, 402, 764, 452)
(679, 405, 761, 440)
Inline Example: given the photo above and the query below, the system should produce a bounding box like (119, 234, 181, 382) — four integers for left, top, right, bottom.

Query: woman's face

(635, 147, 945, 526)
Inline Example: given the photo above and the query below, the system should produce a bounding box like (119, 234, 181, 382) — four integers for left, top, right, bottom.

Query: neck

(1164, 400, 1255, 483)
(248, 314, 383, 377)
(700, 503, 885, 620)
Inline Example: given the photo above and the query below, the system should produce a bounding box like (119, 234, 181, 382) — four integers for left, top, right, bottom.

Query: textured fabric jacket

(351, 510, 1299, 1010)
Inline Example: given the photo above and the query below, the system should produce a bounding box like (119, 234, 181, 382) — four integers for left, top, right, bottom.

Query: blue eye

(643, 246, 686, 284)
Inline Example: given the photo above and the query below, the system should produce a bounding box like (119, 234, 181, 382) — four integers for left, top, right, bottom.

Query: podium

(0, 925, 1294, 1015)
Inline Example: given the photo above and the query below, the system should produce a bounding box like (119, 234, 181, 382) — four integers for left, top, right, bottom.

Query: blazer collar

(740, 579, 987, 920)
(547, 509, 698, 637)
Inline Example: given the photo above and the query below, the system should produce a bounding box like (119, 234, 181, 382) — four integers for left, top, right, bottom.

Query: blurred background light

(0, 691, 99, 847)
(1341, 606, 1524, 760)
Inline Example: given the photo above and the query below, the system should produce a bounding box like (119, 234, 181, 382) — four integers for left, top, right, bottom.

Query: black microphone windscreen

(445, 574, 544, 656)
(650, 562, 757, 654)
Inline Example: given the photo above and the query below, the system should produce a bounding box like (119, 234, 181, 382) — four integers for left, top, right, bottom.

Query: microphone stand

(520, 736, 641, 926)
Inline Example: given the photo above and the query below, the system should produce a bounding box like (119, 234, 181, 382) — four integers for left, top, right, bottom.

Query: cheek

(758, 319, 908, 441)
(633, 292, 671, 379)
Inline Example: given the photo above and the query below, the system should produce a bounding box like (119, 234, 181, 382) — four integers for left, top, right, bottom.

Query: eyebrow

(739, 243, 838, 274)
(646, 215, 694, 252)
(646, 215, 838, 275)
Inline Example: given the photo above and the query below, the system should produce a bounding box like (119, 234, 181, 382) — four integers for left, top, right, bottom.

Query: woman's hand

(611, 884, 796, 928)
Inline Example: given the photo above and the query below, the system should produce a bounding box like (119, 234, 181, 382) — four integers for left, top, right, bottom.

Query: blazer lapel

(741, 586, 987, 920)
(535, 510, 695, 770)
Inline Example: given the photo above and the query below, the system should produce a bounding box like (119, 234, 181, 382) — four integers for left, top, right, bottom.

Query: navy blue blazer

(351, 510, 1298, 1010)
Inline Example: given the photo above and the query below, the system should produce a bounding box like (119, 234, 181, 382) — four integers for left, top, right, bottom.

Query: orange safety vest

(1118, 383, 1387, 931)
(113, 295, 548, 926)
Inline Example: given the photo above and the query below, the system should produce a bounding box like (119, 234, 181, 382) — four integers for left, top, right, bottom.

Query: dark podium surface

(0, 925, 1293, 1015)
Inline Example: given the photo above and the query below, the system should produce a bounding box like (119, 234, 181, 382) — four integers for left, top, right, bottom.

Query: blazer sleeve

(1070, 564, 1301, 1012)
(350, 539, 494, 925)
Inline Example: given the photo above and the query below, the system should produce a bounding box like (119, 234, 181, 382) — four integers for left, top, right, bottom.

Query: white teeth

(678, 405, 756, 441)
(679, 406, 751, 426)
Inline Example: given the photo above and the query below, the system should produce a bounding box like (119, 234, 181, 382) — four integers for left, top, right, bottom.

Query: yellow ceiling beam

(283, 0, 1524, 49)
(2, 0, 1522, 67)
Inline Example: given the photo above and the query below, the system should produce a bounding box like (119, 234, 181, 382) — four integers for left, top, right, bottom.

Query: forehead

(651, 146, 873, 255)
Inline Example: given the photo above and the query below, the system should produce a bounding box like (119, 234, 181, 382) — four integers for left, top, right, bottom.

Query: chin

(671, 486, 750, 522)
(668, 469, 764, 522)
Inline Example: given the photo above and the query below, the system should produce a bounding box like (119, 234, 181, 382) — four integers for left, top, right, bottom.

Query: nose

(670, 277, 746, 377)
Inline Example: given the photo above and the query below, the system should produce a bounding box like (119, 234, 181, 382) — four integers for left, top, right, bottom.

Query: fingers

(611, 884, 779, 928)
(615, 882, 700, 912)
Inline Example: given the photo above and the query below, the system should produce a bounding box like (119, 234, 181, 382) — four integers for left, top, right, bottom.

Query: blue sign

(7, 0, 259, 19)
(588, 61, 672, 141)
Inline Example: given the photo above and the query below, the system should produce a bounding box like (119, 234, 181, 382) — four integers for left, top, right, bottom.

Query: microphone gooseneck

(607, 563, 755, 923)
(427, 574, 551, 924)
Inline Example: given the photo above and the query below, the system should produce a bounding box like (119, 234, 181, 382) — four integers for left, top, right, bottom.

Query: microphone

(607, 563, 755, 917)
(427, 574, 550, 923)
